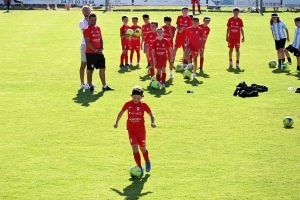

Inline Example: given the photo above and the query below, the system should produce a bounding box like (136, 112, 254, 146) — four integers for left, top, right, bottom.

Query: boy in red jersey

(162, 16, 176, 78)
(174, 7, 193, 65)
(141, 14, 151, 68)
(83, 13, 114, 92)
(152, 28, 173, 88)
(144, 21, 159, 77)
(130, 16, 142, 66)
(114, 86, 156, 177)
(198, 16, 211, 73)
(226, 7, 245, 68)
(184, 17, 204, 79)
(120, 16, 131, 68)
(191, 0, 202, 15)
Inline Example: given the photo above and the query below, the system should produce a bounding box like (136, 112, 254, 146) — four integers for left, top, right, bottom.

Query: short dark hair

(89, 13, 96, 19)
(192, 17, 199, 21)
(143, 14, 149, 19)
(188, 14, 193, 20)
(233, 7, 240, 11)
(132, 16, 138, 20)
(122, 15, 128, 21)
(131, 86, 144, 97)
(151, 21, 158, 27)
(164, 16, 172, 22)
(294, 17, 300, 22)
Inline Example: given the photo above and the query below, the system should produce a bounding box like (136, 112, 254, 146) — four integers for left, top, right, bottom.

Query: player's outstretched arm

(114, 110, 124, 128)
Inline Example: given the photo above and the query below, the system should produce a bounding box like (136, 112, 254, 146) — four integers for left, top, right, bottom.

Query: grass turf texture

(1, 10, 300, 199)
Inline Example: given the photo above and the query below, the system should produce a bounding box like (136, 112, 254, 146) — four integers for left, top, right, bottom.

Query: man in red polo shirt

(83, 13, 114, 92)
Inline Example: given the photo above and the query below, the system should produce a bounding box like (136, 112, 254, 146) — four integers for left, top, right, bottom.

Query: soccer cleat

(192, 73, 196, 79)
(145, 161, 151, 172)
(88, 85, 95, 92)
(46, 7, 50, 10)
(277, 64, 282, 69)
(161, 84, 165, 88)
(199, 10, 202, 14)
(92, 83, 97, 88)
(170, 74, 174, 79)
(119, 64, 125, 68)
(80, 84, 88, 90)
(125, 64, 130, 68)
(200, 68, 204, 73)
(236, 63, 239, 68)
(140, 167, 144, 177)
(137, 62, 140, 66)
(229, 62, 233, 67)
(102, 85, 114, 91)
(184, 63, 192, 71)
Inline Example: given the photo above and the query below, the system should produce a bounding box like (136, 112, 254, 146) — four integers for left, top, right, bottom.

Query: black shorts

(286, 45, 300, 57)
(274, 38, 286, 50)
(86, 53, 106, 70)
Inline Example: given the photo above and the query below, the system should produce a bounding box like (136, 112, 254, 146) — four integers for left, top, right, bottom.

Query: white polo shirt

(79, 18, 88, 45)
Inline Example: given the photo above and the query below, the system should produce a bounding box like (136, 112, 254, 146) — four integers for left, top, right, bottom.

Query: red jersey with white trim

(176, 15, 193, 38)
(198, 24, 210, 41)
(83, 25, 102, 53)
(186, 26, 204, 49)
(120, 25, 131, 45)
(131, 25, 142, 46)
(144, 31, 158, 49)
(227, 17, 244, 40)
(122, 100, 152, 131)
(142, 23, 151, 38)
(152, 38, 171, 61)
(162, 25, 176, 47)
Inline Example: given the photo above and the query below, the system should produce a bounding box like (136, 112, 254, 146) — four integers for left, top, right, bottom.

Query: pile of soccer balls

(175, 64, 192, 79)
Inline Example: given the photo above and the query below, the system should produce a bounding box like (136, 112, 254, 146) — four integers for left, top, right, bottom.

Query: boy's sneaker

(229, 62, 233, 67)
(200, 68, 204, 73)
(92, 83, 97, 88)
(236, 63, 239, 68)
(199, 10, 202, 14)
(184, 63, 192, 70)
(170, 74, 174, 79)
(277, 64, 282, 69)
(192, 73, 196, 79)
(102, 85, 114, 91)
(125, 64, 130, 67)
(88, 85, 95, 92)
(80, 84, 88, 89)
(119, 64, 125, 68)
(145, 161, 151, 172)
(140, 167, 144, 177)
(161, 84, 165, 88)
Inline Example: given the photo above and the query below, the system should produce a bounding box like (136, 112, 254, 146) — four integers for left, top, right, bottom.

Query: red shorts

(191, 0, 199, 4)
(130, 45, 141, 51)
(122, 44, 130, 51)
(128, 130, 146, 147)
(147, 48, 153, 63)
(186, 44, 200, 57)
(228, 39, 240, 49)
(155, 59, 167, 69)
(174, 36, 185, 48)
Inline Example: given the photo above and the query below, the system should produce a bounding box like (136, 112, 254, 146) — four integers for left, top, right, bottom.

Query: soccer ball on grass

(269, 60, 277, 68)
(151, 80, 161, 89)
(129, 166, 142, 178)
(283, 116, 293, 128)
(183, 70, 192, 79)
(175, 64, 184, 72)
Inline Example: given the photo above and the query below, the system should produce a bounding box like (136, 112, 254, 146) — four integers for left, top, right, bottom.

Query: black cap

(204, 16, 211, 21)
(271, 13, 278, 17)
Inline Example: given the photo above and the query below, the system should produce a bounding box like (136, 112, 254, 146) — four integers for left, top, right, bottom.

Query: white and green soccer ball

(183, 70, 192, 79)
(175, 64, 184, 72)
(281, 64, 290, 72)
(269, 60, 277, 68)
(129, 166, 142, 178)
(151, 76, 157, 82)
(151, 80, 161, 89)
(126, 29, 134, 36)
(283, 116, 293, 128)
(134, 28, 142, 37)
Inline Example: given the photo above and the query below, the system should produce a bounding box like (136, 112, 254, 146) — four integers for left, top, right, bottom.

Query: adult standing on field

(83, 13, 114, 92)
(79, 5, 91, 89)
(226, 7, 245, 69)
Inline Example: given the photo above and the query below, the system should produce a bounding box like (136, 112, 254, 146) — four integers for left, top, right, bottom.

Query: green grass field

(1, 9, 300, 199)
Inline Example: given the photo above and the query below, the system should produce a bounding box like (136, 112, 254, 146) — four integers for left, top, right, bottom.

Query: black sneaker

(199, 10, 202, 14)
(193, 11, 195, 15)
(89, 85, 95, 92)
(125, 64, 130, 68)
(102, 85, 114, 91)
(119, 64, 125, 68)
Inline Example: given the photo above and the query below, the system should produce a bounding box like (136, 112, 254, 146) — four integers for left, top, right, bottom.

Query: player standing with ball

(114, 86, 156, 177)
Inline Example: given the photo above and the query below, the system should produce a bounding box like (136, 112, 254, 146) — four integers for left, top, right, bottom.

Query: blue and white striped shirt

(291, 27, 300, 49)
(270, 21, 287, 40)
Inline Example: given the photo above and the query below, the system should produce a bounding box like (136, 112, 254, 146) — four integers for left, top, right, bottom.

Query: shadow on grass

(110, 174, 152, 199)
(285, 71, 300, 80)
(72, 89, 104, 107)
(118, 65, 142, 74)
(226, 66, 245, 74)
(139, 73, 151, 82)
(197, 71, 210, 78)
(184, 78, 203, 86)
(284, 126, 294, 129)
(271, 68, 283, 74)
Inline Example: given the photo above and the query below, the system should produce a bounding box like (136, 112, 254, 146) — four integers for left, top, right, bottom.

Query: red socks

(162, 73, 166, 84)
(200, 57, 204, 68)
(150, 67, 155, 77)
(133, 152, 142, 168)
(142, 150, 149, 162)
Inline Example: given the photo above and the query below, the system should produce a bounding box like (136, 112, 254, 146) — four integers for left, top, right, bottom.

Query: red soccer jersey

(120, 25, 131, 45)
(83, 25, 102, 53)
(131, 25, 142, 46)
(144, 31, 157, 49)
(198, 24, 210, 41)
(142, 23, 151, 38)
(186, 26, 203, 49)
(176, 15, 193, 38)
(227, 17, 244, 40)
(122, 100, 151, 131)
(152, 38, 171, 61)
(162, 25, 176, 47)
